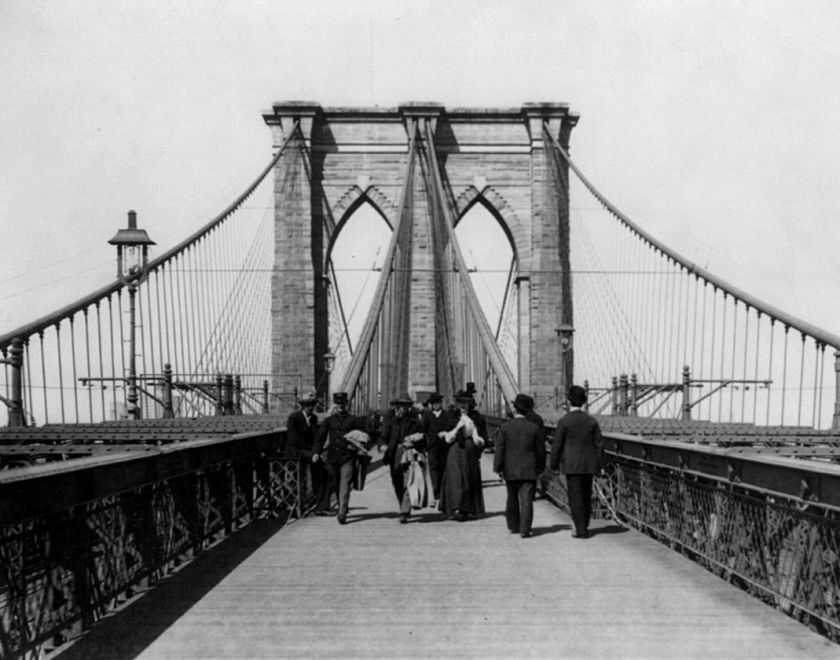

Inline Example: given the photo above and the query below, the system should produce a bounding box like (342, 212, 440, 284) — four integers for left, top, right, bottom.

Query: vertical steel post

(682, 365, 692, 421)
(630, 373, 638, 417)
(611, 376, 618, 415)
(224, 374, 234, 415)
(234, 375, 242, 415)
(263, 380, 270, 414)
(215, 373, 224, 415)
(127, 282, 140, 419)
(833, 351, 840, 430)
(6, 338, 25, 427)
(163, 362, 174, 418)
(619, 374, 628, 416)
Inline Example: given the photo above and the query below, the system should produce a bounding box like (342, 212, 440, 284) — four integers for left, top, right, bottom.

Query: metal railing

(537, 425, 840, 643)
(0, 428, 311, 660)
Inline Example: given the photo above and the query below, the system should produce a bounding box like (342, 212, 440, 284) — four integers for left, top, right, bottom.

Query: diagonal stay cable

(337, 120, 419, 398)
(423, 121, 518, 402)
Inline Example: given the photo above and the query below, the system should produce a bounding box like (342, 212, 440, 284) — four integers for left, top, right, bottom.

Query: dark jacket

(285, 408, 318, 459)
(313, 410, 368, 465)
(422, 408, 455, 449)
(383, 413, 424, 467)
(550, 409, 604, 474)
(494, 416, 546, 481)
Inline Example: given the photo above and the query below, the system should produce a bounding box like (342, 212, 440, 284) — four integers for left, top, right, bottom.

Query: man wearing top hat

(494, 393, 546, 537)
(286, 391, 329, 514)
(550, 385, 604, 538)
(312, 392, 370, 524)
(421, 392, 453, 505)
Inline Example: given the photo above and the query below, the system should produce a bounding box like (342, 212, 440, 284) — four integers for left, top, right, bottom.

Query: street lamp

(324, 351, 336, 405)
(556, 323, 575, 353)
(108, 210, 155, 419)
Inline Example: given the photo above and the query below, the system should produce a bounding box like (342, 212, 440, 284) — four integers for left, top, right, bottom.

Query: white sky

(2, 0, 839, 338)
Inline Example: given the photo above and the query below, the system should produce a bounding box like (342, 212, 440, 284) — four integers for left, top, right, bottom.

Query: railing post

(619, 374, 628, 416)
(682, 365, 692, 421)
(224, 374, 235, 415)
(6, 338, 25, 427)
(583, 380, 590, 413)
(163, 363, 174, 419)
(611, 376, 618, 415)
(215, 373, 224, 416)
(630, 373, 638, 416)
(833, 351, 840, 430)
(262, 380, 270, 414)
(234, 375, 242, 415)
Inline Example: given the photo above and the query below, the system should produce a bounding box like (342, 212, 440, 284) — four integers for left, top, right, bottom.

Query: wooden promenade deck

(58, 453, 837, 659)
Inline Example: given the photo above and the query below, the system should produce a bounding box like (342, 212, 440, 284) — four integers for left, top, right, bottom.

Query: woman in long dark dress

(438, 393, 485, 521)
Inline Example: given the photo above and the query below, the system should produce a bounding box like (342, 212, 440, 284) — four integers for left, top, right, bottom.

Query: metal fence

(538, 429, 840, 644)
(0, 429, 309, 660)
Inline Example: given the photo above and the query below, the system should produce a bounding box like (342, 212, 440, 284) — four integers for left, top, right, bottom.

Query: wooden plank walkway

(58, 453, 838, 659)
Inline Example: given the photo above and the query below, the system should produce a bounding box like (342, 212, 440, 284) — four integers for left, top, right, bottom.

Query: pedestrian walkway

(58, 453, 837, 659)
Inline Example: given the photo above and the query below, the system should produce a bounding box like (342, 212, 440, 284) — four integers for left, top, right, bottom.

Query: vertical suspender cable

(752, 313, 762, 424)
(39, 333, 48, 423)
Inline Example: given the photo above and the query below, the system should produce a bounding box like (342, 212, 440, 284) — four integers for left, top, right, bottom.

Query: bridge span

(1, 416, 839, 658)
(46, 451, 836, 659)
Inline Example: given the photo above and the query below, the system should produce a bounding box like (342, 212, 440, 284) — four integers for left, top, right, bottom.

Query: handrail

(545, 130, 840, 350)
(0, 128, 299, 350)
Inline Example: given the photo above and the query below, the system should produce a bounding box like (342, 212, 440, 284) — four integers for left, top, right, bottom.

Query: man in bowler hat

(494, 393, 546, 537)
(550, 385, 604, 538)
(285, 391, 330, 514)
(312, 392, 370, 524)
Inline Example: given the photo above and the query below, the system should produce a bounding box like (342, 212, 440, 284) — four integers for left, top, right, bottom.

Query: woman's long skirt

(439, 440, 485, 517)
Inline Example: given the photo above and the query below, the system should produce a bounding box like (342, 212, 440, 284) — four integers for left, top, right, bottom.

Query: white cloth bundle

(443, 413, 485, 448)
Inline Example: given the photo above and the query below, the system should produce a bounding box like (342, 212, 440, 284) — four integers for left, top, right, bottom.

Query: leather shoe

(572, 530, 587, 539)
(520, 531, 533, 538)
(337, 515, 347, 525)
(398, 514, 408, 524)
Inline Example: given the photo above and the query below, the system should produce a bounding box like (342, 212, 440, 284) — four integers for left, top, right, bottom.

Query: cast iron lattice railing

(529, 422, 840, 644)
(0, 429, 310, 660)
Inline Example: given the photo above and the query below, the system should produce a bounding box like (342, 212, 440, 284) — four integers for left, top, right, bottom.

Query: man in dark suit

(550, 385, 604, 539)
(285, 392, 329, 514)
(493, 393, 547, 538)
(421, 392, 452, 505)
(312, 392, 370, 524)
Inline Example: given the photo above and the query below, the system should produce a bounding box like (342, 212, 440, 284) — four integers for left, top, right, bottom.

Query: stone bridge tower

(263, 102, 578, 409)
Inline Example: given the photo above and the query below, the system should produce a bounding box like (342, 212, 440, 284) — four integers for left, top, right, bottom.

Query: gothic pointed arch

(453, 185, 527, 271)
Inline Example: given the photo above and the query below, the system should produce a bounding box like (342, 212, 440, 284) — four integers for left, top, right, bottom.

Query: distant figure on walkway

(312, 392, 370, 524)
(421, 392, 452, 505)
(285, 391, 329, 515)
(382, 394, 426, 523)
(439, 391, 486, 521)
(514, 393, 548, 498)
(494, 393, 546, 538)
(550, 385, 604, 538)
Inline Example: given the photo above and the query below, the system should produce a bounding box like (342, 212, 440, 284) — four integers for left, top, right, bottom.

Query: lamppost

(108, 210, 155, 420)
(324, 351, 336, 406)
(556, 322, 575, 410)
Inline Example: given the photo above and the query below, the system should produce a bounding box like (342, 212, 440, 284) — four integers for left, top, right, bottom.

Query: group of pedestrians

(283, 383, 604, 538)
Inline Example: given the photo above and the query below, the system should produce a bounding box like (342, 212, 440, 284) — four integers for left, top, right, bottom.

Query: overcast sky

(2, 0, 839, 337)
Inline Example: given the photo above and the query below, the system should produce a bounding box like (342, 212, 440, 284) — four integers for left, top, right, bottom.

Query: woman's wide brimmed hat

(454, 390, 474, 405)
